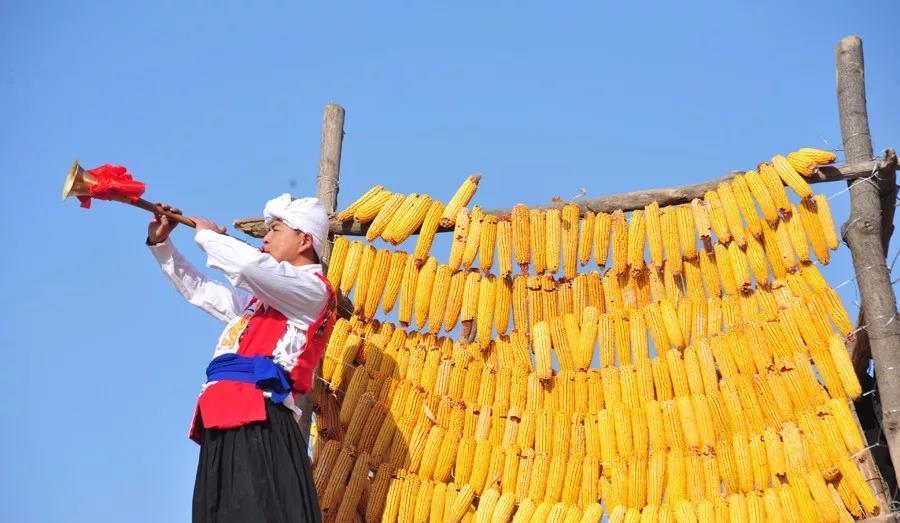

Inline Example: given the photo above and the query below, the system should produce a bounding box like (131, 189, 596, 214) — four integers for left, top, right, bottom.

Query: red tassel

(80, 164, 146, 209)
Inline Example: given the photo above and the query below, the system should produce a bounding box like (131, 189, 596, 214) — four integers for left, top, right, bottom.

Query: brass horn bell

(61, 160, 95, 201)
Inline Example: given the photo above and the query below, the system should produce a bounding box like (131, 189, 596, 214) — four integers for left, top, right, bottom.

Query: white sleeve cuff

(148, 237, 175, 264)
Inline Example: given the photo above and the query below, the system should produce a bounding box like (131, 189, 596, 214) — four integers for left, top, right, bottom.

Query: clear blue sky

(1, 1, 898, 521)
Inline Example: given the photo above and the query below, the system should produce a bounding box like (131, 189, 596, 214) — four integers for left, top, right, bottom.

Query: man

(146, 194, 334, 523)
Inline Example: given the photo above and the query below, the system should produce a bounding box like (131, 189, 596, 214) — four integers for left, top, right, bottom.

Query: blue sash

(205, 353, 292, 404)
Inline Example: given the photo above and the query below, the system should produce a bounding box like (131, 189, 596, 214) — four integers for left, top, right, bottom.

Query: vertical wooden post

(298, 103, 345, 444)
(836, 35, 900, 496)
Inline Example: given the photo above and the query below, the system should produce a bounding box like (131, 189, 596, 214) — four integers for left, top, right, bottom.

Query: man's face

(262, 219, 313, 263)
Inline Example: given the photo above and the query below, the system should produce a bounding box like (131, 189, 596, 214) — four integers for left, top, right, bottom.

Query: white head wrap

(263, 194, 329, 260)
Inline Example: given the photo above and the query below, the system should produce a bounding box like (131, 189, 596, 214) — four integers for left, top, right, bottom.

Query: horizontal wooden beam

(233, 157, 885, 238)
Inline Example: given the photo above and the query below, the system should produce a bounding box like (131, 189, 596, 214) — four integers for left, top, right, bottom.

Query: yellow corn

(463, 206, 485, 269)
(688, 198, 711, 242)
(718, 184, 747, 249)
(494, 276, 512, 336)
(703, 190, 732, 245)
(352, 245, 376, 312)
(677, 204, 698, 260)
(344, 186, 392, 224)
(511, 275, 528, 335)
(660, 207, 682, 274)
(562, 204, 580, 280)
(798, 198, 830, 264)
(546, 208, 562, 275)
(363, 248, 392, 319)
(811, 194, 840, 250)
(388, 194, 434, 245)
(731, 174, 763, 238)
(427, 265, 453, 335)
(445, 208, 471, 270)
(442, 268, 467, 331)
(414, 256, 438, 330)
(529, 209, 547, 275)
(594, 211, 613, 268)
(642, 201, 664, 268)
(760, 222, 788, 280)
(412, 200, 446, 265)
(619, 211, 645, 278)
(511, 204, 532, 273)
(378, 250, 407, 314)
(772, 154, 813, 199)
(326, 235, 350, 290)
(338, 240, 364, 296)
(728, 241, 751, 292)
(480, 214, 499, 271)
(607, 210, 628, 275)
(578, 210, 596, 267)
(476, 274, 497, 348)
(758, 162, 792, 216)
(334, 451, 371, 522)
(497, 218, 513, 279)
(533, 321, 553, 380)
(364, 192, 404, 242)
(461, 270, 482, 335)
(712, 243, 737, 296)
(744, 170, 780, 224)
(828, 333, 862, 399)
(335, 186, 386, 223)
(442, 174, 481, 227)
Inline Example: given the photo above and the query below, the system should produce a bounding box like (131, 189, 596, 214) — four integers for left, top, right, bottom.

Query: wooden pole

(836, 35, 900, 495)
(298, 103, 345, 445)
(233, 158, 884, 238)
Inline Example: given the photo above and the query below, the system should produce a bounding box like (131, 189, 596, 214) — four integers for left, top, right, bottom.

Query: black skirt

(193, 401, 322, 523)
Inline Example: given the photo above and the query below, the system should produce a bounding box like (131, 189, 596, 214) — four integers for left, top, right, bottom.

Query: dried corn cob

(744, 170, 780, 224)
(677, 204, 698, 260)
(594, 211, 612, 268)
(427, 264, 453, 334)
(813, 194, 840, 250)
(413, 200, 446, 265)
(414, 257, 438, 331)
(438, 268, 465, 331)
(441, 175, 481, 227)
(476, 274, 497, 348)
(626, 209, 647, 275)
(660, 207, 682, 274)
(578, 211, 596, 267)
(772, 154, 813, 198)
(480, 214, 499, 271)
(512, 204, 531, 273)
(718, 182, 747, 248)
(447, 208, 471, 271)
(365, 192, 405, 242)
(546, 208, 562, 275)
(338, 185, 389, 222)
(497, 218, 513, 279)
(463, 206, 485, 269)
(758, 162, 792, 216)
(611, 210, 629, 275)
(381, 250, 408, 313)
(562, 204, 580, 280)
(387, 193, 433, 244)
(528, 209, 547, 275)
(798, 198, 830, 264)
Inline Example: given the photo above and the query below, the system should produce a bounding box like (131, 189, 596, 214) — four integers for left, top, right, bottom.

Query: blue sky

(1, 1, 898, 521)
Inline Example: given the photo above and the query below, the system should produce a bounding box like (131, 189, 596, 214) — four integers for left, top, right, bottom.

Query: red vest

(189, 273, 336, 443)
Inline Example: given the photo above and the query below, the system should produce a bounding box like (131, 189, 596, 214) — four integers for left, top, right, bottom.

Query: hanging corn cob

(441, 175, 482, 227)
(528, 209, 548, 275)
(546, 208, 562, 275)
(335, 185, 387, 222)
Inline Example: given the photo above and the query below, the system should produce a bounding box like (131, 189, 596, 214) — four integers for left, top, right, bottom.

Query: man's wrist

(146, 236, 166, 246)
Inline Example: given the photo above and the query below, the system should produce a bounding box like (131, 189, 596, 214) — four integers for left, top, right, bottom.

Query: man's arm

(148, 239, 253, 322)
(146, 204, 252, 322)
(194, 229, 327, 322)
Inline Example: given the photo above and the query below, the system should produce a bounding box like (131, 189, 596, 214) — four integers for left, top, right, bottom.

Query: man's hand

(190, 217, 227, 235)
(147, 203, 182, 245)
